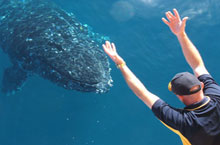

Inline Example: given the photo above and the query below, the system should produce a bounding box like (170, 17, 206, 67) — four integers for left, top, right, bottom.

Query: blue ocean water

(0, 0, 220, 145)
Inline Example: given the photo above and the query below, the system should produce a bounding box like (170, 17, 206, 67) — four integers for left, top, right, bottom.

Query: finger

(103, 43, 109, 51)
(103, 43, 111, 52)
(103, 44, 112, 57)
(173, 8, 181, 20)
(102, 44, 108, 53)
(111, 43, 116, 52)
(106, 41, 111, 49)
(166, 12, 173, 21)
(162, 17, 169, 25)
(182, 17, 188, 26)
(182, 17, 188, 23)
(102, 44, 107, 50)
(167, 11, 175, 18)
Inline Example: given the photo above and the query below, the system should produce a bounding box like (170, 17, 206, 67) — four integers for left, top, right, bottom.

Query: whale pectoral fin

(1, 65, 28, 94)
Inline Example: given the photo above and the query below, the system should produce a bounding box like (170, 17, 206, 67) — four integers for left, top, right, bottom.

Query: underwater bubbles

(110, 1, 135, 22)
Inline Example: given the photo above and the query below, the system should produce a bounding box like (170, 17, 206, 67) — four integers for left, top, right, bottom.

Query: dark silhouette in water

(0, 0, 112, 95)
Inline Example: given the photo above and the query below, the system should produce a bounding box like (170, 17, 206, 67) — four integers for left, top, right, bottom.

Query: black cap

(168, 72, 201, 95)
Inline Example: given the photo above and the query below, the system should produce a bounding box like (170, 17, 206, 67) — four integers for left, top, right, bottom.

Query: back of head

(168, 72, 204, 105)
(168, 72, 201, 96)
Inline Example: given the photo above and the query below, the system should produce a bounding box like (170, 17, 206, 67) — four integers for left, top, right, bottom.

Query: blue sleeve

(152, 99, 186, 131)
(198, 74, 220, 97)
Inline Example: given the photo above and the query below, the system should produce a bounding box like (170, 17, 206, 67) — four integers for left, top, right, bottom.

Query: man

(102, 9, 220, 145)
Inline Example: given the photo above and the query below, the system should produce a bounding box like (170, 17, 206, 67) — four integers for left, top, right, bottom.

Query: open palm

(162, 9, 188, 36)
(102, 41, 124, 65)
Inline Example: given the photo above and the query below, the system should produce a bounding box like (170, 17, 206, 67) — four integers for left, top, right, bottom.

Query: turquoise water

(1, 0, 220, 145)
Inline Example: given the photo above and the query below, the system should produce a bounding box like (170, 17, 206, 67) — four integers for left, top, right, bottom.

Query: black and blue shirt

(152, 74, 220, 145)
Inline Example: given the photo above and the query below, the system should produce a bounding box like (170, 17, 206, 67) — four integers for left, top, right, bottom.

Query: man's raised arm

(162, 9, 209, 77)
(102, 41, 159, 109)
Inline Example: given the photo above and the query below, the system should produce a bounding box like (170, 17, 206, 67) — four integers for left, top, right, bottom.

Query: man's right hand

(162, 9, 188, 37)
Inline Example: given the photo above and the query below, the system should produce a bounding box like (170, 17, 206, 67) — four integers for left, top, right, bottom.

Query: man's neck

(183, 92, 205, 106)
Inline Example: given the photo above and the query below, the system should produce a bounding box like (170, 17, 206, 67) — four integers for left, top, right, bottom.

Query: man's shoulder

(198, 74, 220, 96)
(198, 74, 212, 81)
(209, 94, 220, 104)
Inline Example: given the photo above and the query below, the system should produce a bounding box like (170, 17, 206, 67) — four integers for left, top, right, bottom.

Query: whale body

(0, 0, 112, 94)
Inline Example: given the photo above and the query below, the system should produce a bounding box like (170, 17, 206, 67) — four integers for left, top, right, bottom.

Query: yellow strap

(117, 63, 126, 69)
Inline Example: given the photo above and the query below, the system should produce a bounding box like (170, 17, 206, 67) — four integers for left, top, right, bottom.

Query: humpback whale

(0, 0, 112, 94)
